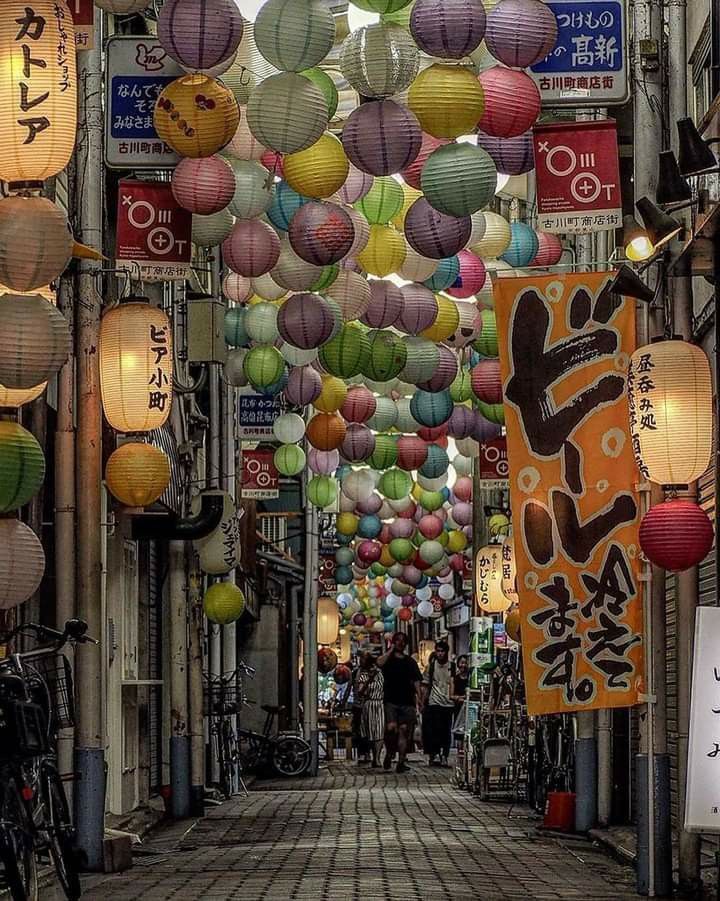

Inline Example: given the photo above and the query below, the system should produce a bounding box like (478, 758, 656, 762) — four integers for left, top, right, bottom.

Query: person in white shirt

(421, 640, 455, 767)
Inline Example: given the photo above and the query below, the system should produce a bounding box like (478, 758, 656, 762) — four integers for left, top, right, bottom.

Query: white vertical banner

(685, 606, 720, 832)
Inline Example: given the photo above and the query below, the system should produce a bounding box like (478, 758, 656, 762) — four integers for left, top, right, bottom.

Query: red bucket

(543, 791, 575, 831)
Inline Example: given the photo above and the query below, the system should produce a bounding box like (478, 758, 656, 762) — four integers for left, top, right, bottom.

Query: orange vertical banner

(495, 273, 644, 715)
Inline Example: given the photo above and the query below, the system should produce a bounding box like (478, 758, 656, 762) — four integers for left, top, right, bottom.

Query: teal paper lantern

(501, 222, 539, 268)
(274, 444, 306, 476)
(423, 256, 460, 292)
(0, 422, 45, 513)
(335, 564, 354, 584)
(319, 323, 370, 378)
(336, 547, 355, 565)
(307, 475, 338, 508)
(368, 434, 398, 470)
(410, 389, 453, 427)
(243, 344, 285, 388)
(364, 330, 408, 382)
(358, 514, 382, 538)
(254, 0, 336, 72)
(421, 144, 497, 217)
(268, 180, 311, 232)
(367, 396, 398, 431)
(419, 443, 449, 479)
(224, 307, 250, 347)
(379, 468, 412, 500)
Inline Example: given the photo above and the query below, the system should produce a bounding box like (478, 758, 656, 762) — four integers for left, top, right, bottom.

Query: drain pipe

(168, 539, 191, 818)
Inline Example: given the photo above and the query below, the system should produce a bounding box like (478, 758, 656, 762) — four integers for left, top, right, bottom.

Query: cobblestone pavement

(76, 760, 638, 901)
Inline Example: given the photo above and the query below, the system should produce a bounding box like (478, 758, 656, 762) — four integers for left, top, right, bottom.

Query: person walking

(378, 632, 423, 774)
(357, 652, 385, 768)
(422, 640, 455, 767)
(351, 658, 369, 764)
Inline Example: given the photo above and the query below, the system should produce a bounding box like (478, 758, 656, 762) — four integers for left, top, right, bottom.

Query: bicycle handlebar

(0, 619, 99, 647)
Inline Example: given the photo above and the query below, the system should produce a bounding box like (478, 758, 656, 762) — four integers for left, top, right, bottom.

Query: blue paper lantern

(267, 180, 311, 231)
(420, 444, 449, 478)
(423, 255, 460, 292)
(501, 222, 539, 268)
(410, 389, 453, 427)
(441, 487, 451, 501)
(335, 564, 354, 584)
(358, 514, 383, 538)
(336, 532, 353, 546)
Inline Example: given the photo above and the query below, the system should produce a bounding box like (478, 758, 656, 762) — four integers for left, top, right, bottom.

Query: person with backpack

(421, 639, 455, 767)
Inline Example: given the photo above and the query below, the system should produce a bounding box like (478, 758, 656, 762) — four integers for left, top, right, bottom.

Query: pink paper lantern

(453, 476, 473, 502)
(418, 424, 447, 441)
(410, 0, 487, 60)
(531, 232, 564, 267)
(261, 149, 284, 177)
(222, 271, 253, 303)
(222, 219, 280, 277)
(390, 518, 415, 539)
(449, 554, 465, 572)
(478, 68, 542, 139)
(357, 492, 383, 515)
(419, 514, 444, 539)
(417, 345, 458, 392)
(285, 364, 322, 405)
(397, 284, 438, 334)
(471, 359, 503, 404)
(340, 423, 376, 462)
(358, 540, 382, 564)
(476, 130, 535, 176)
(158, 0, 244, 71)
(485, 0, 558, 68)
(446, 250, 487, 299)
(452, 502, 473, 526)
(277, 292, 336, 349)
(308, 448, 340, 475)
(361, 279, 404, 329)
(337, 165, 374, 204)
(341, 385, 377, 423)
(289, 202, 355, 266)
(398, 501, 417, 519)
(342, 100, 422, 177)
(401, 133, 449, 189)
(172, 155, 235, 214)
(402, 565, 423, 586)
(397, 435, 428, 470)
(404, 197, 471, 259)
(379, 524, 393, 544)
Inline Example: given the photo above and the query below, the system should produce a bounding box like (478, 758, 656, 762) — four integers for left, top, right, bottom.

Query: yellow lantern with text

(317, 596, 339, 645)
(99, 301, 173, 434)
(474, 544, 510, 613)
(0, 1, 77, 183)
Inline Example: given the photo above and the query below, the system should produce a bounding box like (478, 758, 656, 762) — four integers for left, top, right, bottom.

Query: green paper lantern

(301, 68, 339, 119)
(368, 433, 398, 470)
(364, 330, 408, 382)
(355, 176, 403, 224)
(421, 143, 498, 217)
(311, 263, 339, 293)
(254, 0, 336, 72)
(371, 562, 387, 576)
(0, 422, 45, 513)
(477, 400, 505, 425)
(389, 537, 415, 562)
(319, 323, 369, 379)
(204, 582, 246, 625)
(420, 489, 444, 511)
(379, 467, 412, 500)
(243, 344, 285, 388)
(367, 396, 398, 432)
(354, 0, 413, 15)
(450, 369, 473, 402)
(308, 475, 338, 507)
(473, 309, 498, 358)
(274, 444, 306, 477)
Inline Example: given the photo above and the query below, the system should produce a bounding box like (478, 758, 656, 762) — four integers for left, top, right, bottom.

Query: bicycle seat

(261, 704, 285, 714)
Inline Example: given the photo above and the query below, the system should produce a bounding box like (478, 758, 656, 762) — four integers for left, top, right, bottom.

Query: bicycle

(237, 704, 312, 778)
(204, 663, 255, 798)
(0, 619, 97, 901)
(531, 713, 576, 815)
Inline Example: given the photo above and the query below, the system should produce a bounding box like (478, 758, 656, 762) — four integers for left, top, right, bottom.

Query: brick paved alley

(69, 761, 639, 901)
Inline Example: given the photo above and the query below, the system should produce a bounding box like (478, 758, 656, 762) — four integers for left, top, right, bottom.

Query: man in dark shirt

(378, 632, 423, 773)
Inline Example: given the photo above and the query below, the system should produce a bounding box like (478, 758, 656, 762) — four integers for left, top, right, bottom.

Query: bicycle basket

(203, 681, 241, 717)
(26, 653, 75, 731)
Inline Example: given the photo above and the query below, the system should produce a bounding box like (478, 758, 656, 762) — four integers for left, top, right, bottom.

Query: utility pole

(169, 539, 191, 818)
(73, 19, 106, 871)
(302, 482, 319, 775)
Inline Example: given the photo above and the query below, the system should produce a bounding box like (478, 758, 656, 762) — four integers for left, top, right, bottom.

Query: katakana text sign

(495, 273, 644, 715)
(533, 119, 622, 234)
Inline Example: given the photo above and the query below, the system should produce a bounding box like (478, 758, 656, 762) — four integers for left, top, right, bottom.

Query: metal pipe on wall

(187, 555, 206, 815)
(207, 363, 222, 785)
(302, 488, 319, 774)
(168, 540, 191, 818)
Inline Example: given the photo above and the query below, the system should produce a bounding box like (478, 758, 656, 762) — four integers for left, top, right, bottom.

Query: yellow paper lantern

(0, 0, 77, 183)
(105, 443, 171, 508)
(474, 544, 511, 613)
(627, 340, 713, 485)
(408, 64, 485, 139)
(284, 133, 349, 199)
(504, 609, 521, 644)
(313, 375, 348, 413)
(471, 211, 511, 260)
(154, 75, 239, 158)
(336, 629, 351, 662)
(99, 301, 173, 434)
(392, 183, 423, 230)
(0, 196, 74, 293)
(0, 381, 47, 408)
(203, 581, 246, 625)
(357, 224, 406, 277)
(420, 295, 460, 342)
(336, 512, 359, 536)
(317, 596, 340, 645)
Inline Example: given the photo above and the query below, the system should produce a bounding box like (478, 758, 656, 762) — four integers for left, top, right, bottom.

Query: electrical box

(187, 297, 227, 364)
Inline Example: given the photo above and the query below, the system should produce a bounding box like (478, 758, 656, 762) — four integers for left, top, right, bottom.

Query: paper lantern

(397, 244, 436, 284)
(446, 250, 486, 299)
(289, 202, 354, 265)
(471, 211, 511, 259)
(364, 330, 407, 382)
(640, 499, 714, 571)
(355, 177, 403, 225)
(342, 101, 422, 176)
(476, 130, 534, 176)
(158, 0, 243, 71)
(342, 386, 377, 423)
(252, 273, 287, 302)
(105, 443, 171, 507)
(272, 240, 324, 290)
(410, 0, 486, 58)
(0, 520, 45, 610)
(302, 68, 339, 119)
(478, 67, 541, 138)
(485, 0, 558, 68)
(224, 349, 248, 386)
(155, 75, 239, 158)
(345, 208, 371, 258)
(192, 208, 235, 246)
(408, 64, 485, 139)
(267, 180, 311, 232)
(471, 359, 502, 404)
(327, 270, 372, 321)
(417, 345, 458, 392)
(337, 165, 374, 205)
(419, 443, 449, 479)
(0, 422, 45, 513)
(307, 412, 347, 450)
(317, 595, 340, 645)
(423, 255, 460, 292)
(341, 423, 376, 462)
(223, 219, 280, 277)
(254, 0, 335, 71)
(247, 72, 328, 155)
(314, 375, 348, 413)
(340, 24, 419, 99)
(171, 155, 235, 215)
(400, 336, 439, 383)
(284, 133, 349, 199)
(531, 232, 564, 267)
(368, 396, 398, 431)
(368, 434, 398, 470)
(228, 160, 274, 219)
(447, 405, 476, 439)
(281, 343, 319, 368)
(401, 134, 449, 190)
(410, 389, 453, 427)
(308, 475, 338, 509)
(204, 582, 246, 625)
(244, 301, 278, 344)
(0, 196, 73, 293)
(0, 0, 78, 182)
(405, 197, 471, 259)
(396, 435, 427, 471)
(0, 381, 46, 409)
(0, 293, 70, 391)
(393, 397, 419, 434)
(473, 308, 498, 357)
(450, 369, 473, 403)
(380, 469, 413, 501)
(95, 0, 150, 9)
(312, 264, 340, 293)
(225, 106, 267, 160)
(278, 292, 335, 349)
(421, 143, 497, 217)
(474, 544, 510, 613)
(285, 364, 322, 405)
(420, 295, 459, 342)
(357, 225, 405, 277)
(501, 222, 539, 268)
(272, 413, 305, 445)
(628, 340, 713, 485)
(223, 273, 253, 306)
(319, 323, 370, 379)
(396, 284, 437, 335)
(359, 281, 402, 329)
(243, 344, 284, 388)
(275, 443, 306, 477)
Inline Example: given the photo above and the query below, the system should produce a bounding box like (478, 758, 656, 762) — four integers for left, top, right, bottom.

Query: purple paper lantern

(404, 198, 471, 259)
(485, 0, 559, 68)
(308, 448, 341, 475)
(337, 164, 374, 204)
(417, 345, 458, 392)
(410, 0, 486, 60)
(342, 101, 422, 177)
(341, 423, 376, 462)
(476, 131, 535, 176)
(158, 0, 244, 72)
(447, 405, 476, 440)
(288, 202, 355, 266)
(222, 219, 280, 277)
(390, 518, 416, 539)
(361, 279, 404, 328)
(397, 284, 438, 335)
(472, 410, 502, 442)
(278, 293, 336, 349)
(285, 364, 323, 405)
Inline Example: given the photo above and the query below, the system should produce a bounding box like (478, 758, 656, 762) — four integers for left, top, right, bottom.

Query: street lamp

(636, 196, 683, 251)
(623, 214, 655, 262)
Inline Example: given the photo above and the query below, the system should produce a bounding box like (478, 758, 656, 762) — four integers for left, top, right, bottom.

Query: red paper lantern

(471, 359, 503, 404)
(477, 67, 541, 139)
(397, 435, 428, 470)
(640, 499, 714, 572)
(397, 606, 413, 622)
(531, 232, 564, 267)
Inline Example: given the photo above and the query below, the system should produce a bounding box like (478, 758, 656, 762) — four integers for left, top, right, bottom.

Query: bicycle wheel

(0, 770, 38, 901)
(272, 736, 311, 777)
(41, 764, 81, 901)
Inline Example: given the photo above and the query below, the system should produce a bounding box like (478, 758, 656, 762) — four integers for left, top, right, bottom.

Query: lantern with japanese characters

(474, 544, 509, 613)
(0, 0, 77, 184)
(99, 300, 173, 434)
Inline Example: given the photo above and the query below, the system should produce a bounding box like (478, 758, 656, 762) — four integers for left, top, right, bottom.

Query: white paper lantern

(194, 491, 242, 575)
(228, 160, 274, 219)
(247, 72, 328, 154)
(192, 208, 235, 246)
(273, 412, 306, 444)
(0, 519, 45, 609)
(0, 294, 71, 389)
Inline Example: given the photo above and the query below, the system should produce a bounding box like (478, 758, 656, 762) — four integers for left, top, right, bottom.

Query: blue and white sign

(238, 389, 281, 440)
(105, 36, 183, 169)
(531, 0, 628, 106)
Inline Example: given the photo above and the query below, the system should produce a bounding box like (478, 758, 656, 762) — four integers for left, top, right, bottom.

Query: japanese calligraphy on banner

(685, 608, 720, 833)
(115, 180, 192, 281)
(495, 273, 643, 715)
(531, 0, 628, 106)
(69, 0, 94, 50)
(241, 449, 279, 500)
(533, 120, 622, 235)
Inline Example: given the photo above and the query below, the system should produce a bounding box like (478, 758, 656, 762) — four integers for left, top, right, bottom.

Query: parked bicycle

(530, 713, 576, 815)
(204, 663, 255, 798)
(237, 703, 312, 779)
(0, 618, 97, 901)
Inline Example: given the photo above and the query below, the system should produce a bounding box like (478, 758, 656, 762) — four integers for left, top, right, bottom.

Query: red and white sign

(69, 0, 94, 50)
(318, 557, 337, 594)
(479, 436, 509, 482)
(241, 450, 279, 500)
(116, 180, 192, 282)
(533, 120, 622, 235)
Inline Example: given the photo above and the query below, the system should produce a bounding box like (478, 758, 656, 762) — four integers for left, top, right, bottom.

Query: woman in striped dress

(357, 652, 385, 768)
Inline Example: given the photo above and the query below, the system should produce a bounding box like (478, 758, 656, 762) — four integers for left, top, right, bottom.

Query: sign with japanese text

(445, 602, 469, 629)
(685, 607, 720, 833)
(318, 557, 337, 595)
(318, 513, 338, 554)
(531, 0, 628, 106)
(69, 0, 94, 50)
(533, 120, 622, 234)
(237, 389, 281, 440)
(115, 180, 192, 281)
(469, 616, 494, 688)
(241, 449, 279, 500)
(495, 273, 643, 715)
(105, 36, 183, 169)
(479, 436, 509, 482)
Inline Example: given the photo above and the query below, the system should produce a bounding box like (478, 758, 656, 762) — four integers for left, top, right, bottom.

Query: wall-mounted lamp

(677, 117, 719, 177)
(624, 215, 654, 263)
(636, 197, 683, 251)
(656, 150, 693, 209)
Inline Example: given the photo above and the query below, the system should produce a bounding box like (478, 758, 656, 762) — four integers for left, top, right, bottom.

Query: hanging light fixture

(655, 151, 693, 210)
(635, 197, 683, 251)
(677, 117, 718, 177)
(317, 596, 339, 645)
(623, 215, 654, 263)
(606, 265, 656, 304)
(474, 544, 511, 614)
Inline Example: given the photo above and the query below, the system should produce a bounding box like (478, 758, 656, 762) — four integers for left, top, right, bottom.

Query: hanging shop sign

(237, 389, 281, 440)
(469, 616, 494, 688)
(105, 35, 183, 169)
(70, 0, 94, 50)
(241, 449, 279, 500)
(479, 436, 509, 485)
(530, 0, 628, 106)
(685, 607, 720, 833)
(193, 491, 243, 576)
(115, 180, 192, 281)
(495, 272, 643, 716)
(318, 513, 338, 553)
(445, 602, 469, 629)
(533, 119, 622, 235)
(318, 557, 337, 595)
